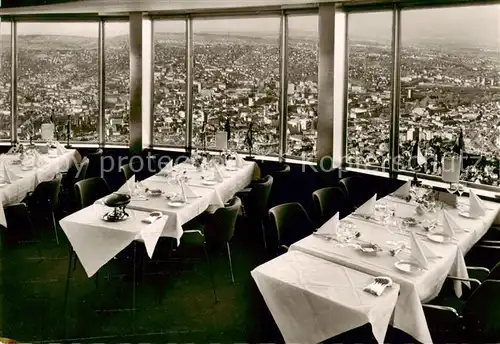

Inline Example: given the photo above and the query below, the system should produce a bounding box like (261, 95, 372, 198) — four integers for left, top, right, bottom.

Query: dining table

(0, 148, 81, 227)
(252, 191, 500, 344)
(60, 160, 259, 278)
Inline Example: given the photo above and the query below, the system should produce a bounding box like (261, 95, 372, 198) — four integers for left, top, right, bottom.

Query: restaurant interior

(0, 0, 499, 343)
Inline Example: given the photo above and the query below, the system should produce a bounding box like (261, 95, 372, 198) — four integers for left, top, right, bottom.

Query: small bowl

(403, 217, 418, 227)
(358, 243, 382, 255)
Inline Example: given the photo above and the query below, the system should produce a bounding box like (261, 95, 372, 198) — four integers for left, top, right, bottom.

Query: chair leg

(63, 250, 74, 317)
(52, 212, 59, 245)
(203, 244, 218, 303)
(227, 242, 234, 283)
(261, 220, 267, 249)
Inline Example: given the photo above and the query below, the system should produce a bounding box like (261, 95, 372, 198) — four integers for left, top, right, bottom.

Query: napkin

(316, 212, 339, 236)
(116, 175, 135, 195)
(417, 146, 426, 166)
(354, 194, 377, 217)
(469, 190, 486, 218)
(55, 141, 67, 155)
(410, 231, 429, 268)
(33, 150, 47, 167)
(180, 180, 198, 201)
(235, 154, 244, 168)
(158, 160, 173, 176)
(213, 164, 224, 182)
(393, 181, 411, 198)
(139, 215, 167, 258)
(442, 210, 458, 237)
(3, 164, 20, 183)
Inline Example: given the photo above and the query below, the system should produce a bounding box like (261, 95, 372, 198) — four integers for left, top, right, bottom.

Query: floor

(0, 213, 282, 343)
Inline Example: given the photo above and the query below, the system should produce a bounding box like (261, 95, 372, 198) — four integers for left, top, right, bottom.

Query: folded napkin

(442, 210, 458, 237)
(180, 180, 197, 201)
(55, 141, 67, 155)
(316, 212, 339, 236)
(158, 160, 173, 176)
(354, 194, 377, 217)
(33, 150, 47, 168)
(235, 154, 244, 168)
(469, 190, 486, 218)
(417, 146, 426, 166)
(139, 215, 167, 258)
(117, 175, 135, 195)
(393, 181, 411, 198)
(410, 231, 429, 268)
(3, 164, 20, 183)
(214, 164, 224, 182)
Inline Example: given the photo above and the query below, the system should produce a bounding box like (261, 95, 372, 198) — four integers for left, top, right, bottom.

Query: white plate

(0, 182, 8, 187)
(168, 201, 185, 208)
(394, 260, 422, 274)
(225, 166, 238, 171)
(427, 233, 453, 244)
(202, 180, 218, 186)
(21, 166, 33, 171)
(457, 210, 480, 219)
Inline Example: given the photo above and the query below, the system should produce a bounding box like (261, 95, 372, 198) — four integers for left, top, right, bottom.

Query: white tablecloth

(120, 162, 258, 244)
(60, 204, 168, 277)
(252, 250, 400, 344)
(0, 149, 81, 227)
(289, 195, 500, 344)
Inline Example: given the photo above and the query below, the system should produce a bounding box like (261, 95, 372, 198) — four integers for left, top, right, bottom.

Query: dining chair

(204, 196, 242, 282)
(26, 174, 62, 244)
(268, 202, 314, 256)
(120, 163, 134, 184)
(339, 176, 373, 211)
(76, 157, 90, 182)
(3, 203, 40, 252)
(423, 280, 500, 343)
(60, 157, 90, 214)
(237, 175, 273, 249)
(85, 148, 103, 179)
(180, 230, 218, 303)
(267, 163, 291, 207)
(74, 177, 111, 210)
(312, 187, 347, 226)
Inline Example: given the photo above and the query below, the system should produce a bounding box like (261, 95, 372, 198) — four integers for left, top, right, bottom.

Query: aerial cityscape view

(347, 6, 500, 186)
(0, 5, 499, 186)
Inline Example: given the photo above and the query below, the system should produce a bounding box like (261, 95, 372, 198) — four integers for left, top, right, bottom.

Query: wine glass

(446, 182, 458, 195)
(457, 181, 467, 208)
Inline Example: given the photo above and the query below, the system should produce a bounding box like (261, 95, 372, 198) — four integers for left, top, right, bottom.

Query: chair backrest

(312, 187, 346, 226)
(340, 176, 373, 209)
(3, 203, 35, 244)
(76, 157, 90, 182)
(205, 196, 242, 245)
(85, 148, 103, 178)
(463, 280, 500, 341)
(246, 175, 274, 219)
(120, 163, 134, 182)
(74, 177, 111, 210)
(31, 174, 62, 210)
(268, 202, 314, 250)
(268, 164, 291, 206)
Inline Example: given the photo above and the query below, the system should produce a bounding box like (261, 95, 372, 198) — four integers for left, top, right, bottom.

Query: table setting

(275, 182, 500, 344)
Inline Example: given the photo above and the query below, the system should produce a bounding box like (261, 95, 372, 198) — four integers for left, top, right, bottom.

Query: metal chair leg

(261, 220, 267, 249)
(132, 241, 137, 333)
(227, 242, 234, 283)
(203, 244, 218, 303)
(63, 250, 74, 317)
(52, 212, 59, 245)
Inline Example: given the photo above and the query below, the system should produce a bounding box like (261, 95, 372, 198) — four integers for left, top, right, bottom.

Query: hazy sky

(4, 3, 500, 47)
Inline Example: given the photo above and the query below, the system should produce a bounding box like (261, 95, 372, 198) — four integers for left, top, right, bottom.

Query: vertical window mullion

(279, 12, 288, 161)
(11, 19, 16, 144)
(389, 7, 401, 177)
(185, 15, 193, 153)
(99, 19, 105, 147)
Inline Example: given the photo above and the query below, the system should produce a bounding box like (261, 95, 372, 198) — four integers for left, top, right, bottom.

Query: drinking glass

(457, 181, 467, 207)
(446, 182, 458, 195)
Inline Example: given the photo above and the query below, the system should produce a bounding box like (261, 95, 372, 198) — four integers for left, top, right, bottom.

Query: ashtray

(358, 243, 382, 255)
(146, 188, 163, 197)
(402, 217, 418, 227)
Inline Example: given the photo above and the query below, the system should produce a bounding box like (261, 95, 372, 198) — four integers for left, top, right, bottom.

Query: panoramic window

(17, 22, 98, 142)
(104, 21, 130, 145)
(0, 20, 11, 140)
(286, 15, 319, 161)
(192, 17, 281, 154)
(153, 19, 186, 147)
(346, 11, 393, 168)
(398, 5, 500, 186)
